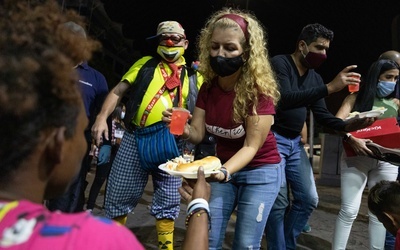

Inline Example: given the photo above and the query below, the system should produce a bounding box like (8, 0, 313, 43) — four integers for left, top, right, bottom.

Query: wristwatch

(343, 133, 352, 143)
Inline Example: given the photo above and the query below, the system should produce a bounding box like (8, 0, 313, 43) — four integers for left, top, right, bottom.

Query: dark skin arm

(179, 167, 211, 250)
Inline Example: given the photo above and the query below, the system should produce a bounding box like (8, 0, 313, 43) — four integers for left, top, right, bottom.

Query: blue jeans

(209, 164, 281, 250)
(385, 231, 395, 250)
(266, 133, 318, 250)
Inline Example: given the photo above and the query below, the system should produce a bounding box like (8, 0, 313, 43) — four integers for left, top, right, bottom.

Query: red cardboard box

(343, 117, 400, 157)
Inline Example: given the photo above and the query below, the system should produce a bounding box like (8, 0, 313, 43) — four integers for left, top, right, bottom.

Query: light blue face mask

(377, 80, 396, 98)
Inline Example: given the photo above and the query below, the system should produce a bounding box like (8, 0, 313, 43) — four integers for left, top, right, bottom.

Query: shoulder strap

(173, 67, 187, 107)
(185, 66, 198, 113)
(123, 57, 160, 130)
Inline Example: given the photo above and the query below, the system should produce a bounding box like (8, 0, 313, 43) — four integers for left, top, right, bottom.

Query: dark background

(64, 0, 400, 120)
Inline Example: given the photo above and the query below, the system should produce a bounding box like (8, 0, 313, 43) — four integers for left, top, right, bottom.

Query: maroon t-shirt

(196, 79, 281, 166)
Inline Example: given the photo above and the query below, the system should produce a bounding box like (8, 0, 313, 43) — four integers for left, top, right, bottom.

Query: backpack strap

(123, 58, 199, 131)
(185, 66, 198, 114)
(123, 57, 160, 131)
(172, 66, 187, 108)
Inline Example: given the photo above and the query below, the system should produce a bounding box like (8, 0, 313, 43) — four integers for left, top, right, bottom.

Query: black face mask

(210, 55, 244, 77)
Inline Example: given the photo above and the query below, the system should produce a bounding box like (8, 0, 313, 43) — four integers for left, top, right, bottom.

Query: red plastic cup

(348, 75, 360, 93)
(169, 108, 190, 135)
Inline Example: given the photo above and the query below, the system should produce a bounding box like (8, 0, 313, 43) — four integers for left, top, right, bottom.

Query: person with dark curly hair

(0, 1, 143, 248)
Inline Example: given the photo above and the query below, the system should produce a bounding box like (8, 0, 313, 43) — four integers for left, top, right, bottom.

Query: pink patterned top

(0, 200, 144, 250)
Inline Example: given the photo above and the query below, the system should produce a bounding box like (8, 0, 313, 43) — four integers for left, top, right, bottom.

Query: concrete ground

(85, 169, 370, 250)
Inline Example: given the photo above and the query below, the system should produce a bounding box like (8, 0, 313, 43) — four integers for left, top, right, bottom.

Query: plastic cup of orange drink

(169, 108, 190, 135)
(348, 75, 360, 93)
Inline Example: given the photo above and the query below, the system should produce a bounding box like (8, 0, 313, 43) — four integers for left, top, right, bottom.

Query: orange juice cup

(348, 75, 360, 93)
(169, 108, 190, 135)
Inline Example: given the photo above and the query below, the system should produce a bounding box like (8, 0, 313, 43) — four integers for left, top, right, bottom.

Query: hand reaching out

(344, 117, 376, 132)
(346, 136, 373, 156)
(179, 167, 211, 250)
(179, 166, 211, 203)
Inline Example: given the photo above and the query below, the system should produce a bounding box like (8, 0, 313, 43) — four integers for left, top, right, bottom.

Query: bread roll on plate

(176, 156, 221, 172)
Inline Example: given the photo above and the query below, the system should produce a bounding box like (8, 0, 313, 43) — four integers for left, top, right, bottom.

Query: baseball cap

(146, 21, 185, 41)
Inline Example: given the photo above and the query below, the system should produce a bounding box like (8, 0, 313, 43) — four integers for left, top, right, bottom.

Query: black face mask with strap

(210, 55, 244, 77)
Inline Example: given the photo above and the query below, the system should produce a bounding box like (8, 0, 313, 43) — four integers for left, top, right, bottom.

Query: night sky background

(89, 0, 400, 119)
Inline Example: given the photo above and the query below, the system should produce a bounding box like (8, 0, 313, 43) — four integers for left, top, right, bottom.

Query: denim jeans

(208, 164, 281, 250)
(266, 132, 318, 250)
(385, 231, 395, 250)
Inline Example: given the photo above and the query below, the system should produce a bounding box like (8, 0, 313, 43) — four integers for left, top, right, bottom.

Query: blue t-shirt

(76, 62, 109, 127)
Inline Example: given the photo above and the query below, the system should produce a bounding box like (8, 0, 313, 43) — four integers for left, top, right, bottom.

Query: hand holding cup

(169, 108, 190, 135)
(348, 74, 361, 93)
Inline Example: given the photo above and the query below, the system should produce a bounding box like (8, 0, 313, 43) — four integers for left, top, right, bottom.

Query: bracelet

(182, 125, 192, 141)
(187, 203, 209, 216)
(187, 198, 209, 215)
(219, 166, 231, 183)
(185, 208, 210, 229)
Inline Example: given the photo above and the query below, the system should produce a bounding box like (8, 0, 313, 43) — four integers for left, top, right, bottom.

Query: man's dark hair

(368, 180, 400, 217)
(297, 23, 334, 45)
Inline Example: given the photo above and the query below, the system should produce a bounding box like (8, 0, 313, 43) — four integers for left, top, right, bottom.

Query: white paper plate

(344, 109, 387, 121)
(158, 163, 220, 179)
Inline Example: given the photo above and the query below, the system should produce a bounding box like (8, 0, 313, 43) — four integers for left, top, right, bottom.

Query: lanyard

(139, 62, 182, 127)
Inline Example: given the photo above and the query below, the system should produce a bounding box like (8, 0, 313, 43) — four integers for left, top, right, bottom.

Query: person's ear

(39, 127, 66, 180)
(183, 39, 189, 50)
(384, 212, 395, 223)
(241, 48, 249, 62)
(383, 211, 400, 235)
(385, 212, 400, 228)
(298, 40, 307, 52)
(45, 127, 66, 165)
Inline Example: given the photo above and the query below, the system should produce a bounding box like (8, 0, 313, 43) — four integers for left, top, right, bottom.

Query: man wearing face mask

(91, 21, 203, 250)
(265, 23, 376, 250)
